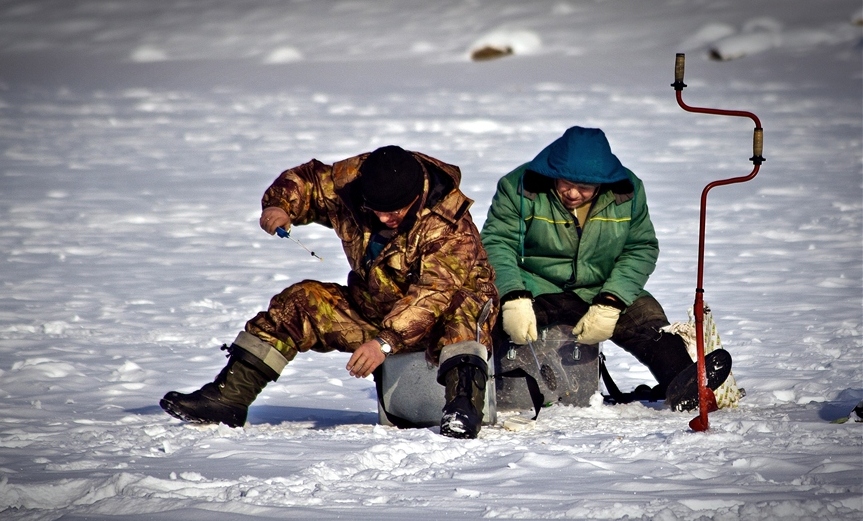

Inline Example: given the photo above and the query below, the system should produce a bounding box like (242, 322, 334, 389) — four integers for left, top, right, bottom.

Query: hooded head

(526, 126, 628, 184)
(359, 145, 424, 212)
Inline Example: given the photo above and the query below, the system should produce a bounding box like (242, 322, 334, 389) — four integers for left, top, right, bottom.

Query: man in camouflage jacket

(161, 145, 498, 438)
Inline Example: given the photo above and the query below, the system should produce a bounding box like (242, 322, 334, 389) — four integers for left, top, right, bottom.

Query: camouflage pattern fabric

(247, 151, 498, 364)
(246, 279, 493, 364)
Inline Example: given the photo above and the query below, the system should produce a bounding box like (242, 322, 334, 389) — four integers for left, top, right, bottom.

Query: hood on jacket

(526, 126, 629, 185)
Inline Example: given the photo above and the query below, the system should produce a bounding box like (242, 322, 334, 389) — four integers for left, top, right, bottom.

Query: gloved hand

(572, 304, 621, 345)
(501, 298, 537, 345)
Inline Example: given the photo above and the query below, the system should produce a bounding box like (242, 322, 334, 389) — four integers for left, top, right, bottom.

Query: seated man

(480, 126, 730, 411)
(160, 145, 498, 438)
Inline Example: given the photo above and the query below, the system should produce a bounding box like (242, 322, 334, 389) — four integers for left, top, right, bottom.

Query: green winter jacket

(481, 146, 659, 308)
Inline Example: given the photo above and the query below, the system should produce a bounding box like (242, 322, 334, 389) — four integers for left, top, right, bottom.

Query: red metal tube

(672, 53, 764, 431)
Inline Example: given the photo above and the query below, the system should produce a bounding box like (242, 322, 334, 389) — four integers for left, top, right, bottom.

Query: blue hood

(526, 126, 629, 184)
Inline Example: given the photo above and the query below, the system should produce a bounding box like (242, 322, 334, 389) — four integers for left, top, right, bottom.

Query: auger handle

(673, 53, 687, 90)
(752, 128, 764, 164)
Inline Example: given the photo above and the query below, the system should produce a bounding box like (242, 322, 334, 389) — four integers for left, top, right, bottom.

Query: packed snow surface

(0, 0, 860, 519)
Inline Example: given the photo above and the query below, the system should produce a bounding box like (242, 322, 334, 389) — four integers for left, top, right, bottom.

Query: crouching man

(160, 145, 498, 438)
(481, 127, 731, 411)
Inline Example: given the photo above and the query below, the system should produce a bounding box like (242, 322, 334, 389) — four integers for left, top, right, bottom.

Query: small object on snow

(707, 20, 781, 61)
(708, 32, 779, 61)
(503, 416, 535, 432)
(275, 226, 323, 261)
(831, 400, 863, 424)
(468, 29, 541, 61)
(471, 45, 513, 61)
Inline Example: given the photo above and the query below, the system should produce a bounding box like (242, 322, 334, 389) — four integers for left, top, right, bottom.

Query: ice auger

(672, 53, 764, 432)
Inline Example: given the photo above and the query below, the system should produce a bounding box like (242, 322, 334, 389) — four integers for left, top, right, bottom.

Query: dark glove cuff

(500, 290, 533, 304)
(592, 292, 627, 311)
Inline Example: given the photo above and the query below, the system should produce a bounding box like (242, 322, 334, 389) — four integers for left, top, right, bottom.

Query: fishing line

(276, 227, 323, 261)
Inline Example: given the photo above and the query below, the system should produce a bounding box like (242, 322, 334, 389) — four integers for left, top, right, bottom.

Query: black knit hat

(359, 145, 424, 212)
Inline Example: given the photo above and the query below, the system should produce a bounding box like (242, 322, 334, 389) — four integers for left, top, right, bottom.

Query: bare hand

(260, 207, 291, 235)
(346, 340, 386, 378)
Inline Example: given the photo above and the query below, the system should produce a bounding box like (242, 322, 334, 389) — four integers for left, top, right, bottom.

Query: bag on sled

(661, 304, 745, 409)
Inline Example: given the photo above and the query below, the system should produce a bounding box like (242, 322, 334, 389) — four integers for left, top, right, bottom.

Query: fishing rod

(672, 53, 764, 432)
(275, 226, 323, 261)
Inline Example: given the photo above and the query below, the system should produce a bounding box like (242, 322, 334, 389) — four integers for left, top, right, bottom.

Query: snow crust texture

(0, 0, 860, 519)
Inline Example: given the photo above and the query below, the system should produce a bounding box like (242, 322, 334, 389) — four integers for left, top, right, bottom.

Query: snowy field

(0, 0, 861, 519)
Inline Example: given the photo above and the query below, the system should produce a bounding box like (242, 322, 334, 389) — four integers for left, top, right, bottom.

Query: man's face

(554, 179, 599, 210)
(372, 196, 418, 229)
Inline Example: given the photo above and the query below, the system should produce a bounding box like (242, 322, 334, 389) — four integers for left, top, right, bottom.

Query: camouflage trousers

(244, 280, 493, 369)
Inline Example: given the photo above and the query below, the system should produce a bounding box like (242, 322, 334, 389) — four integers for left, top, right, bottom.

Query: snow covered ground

(0, 0, 860, 519)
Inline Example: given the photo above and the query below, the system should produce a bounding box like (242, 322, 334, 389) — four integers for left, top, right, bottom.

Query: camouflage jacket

(261, 151, 498, 354)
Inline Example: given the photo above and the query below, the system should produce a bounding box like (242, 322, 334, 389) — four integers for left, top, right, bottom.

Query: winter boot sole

(665, 349, 732, 412)
(160, 391, 247, 428)
(440, 415, 473, 438)
(440, 394, 482, 439)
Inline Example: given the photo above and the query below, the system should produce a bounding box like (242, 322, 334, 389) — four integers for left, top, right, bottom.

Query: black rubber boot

(437, 354, 487, 439)
(621, 330, 695, 400)
(160, 346, 274, 428)
(665, 349, 733, 412)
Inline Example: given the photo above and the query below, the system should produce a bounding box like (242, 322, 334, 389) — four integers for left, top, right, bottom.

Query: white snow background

(0, 0, 861, 519)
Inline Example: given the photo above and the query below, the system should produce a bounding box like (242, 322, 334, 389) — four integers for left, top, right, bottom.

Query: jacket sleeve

(260, 159, 336, 228)
(480, 172, 530, 301)
(599, 178, 659, 306)
(381, 220, 487, 348)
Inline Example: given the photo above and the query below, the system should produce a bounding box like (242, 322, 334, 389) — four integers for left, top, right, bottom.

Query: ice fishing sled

(494, 324, 599, 415)
(375, 324, 600, 427)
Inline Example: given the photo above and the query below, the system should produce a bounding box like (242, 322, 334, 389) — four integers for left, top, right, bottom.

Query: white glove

(501, 298, 537, 345)
(572, 304, 621, 345)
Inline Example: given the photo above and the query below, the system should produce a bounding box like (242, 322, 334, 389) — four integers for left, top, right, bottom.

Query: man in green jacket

(481, 126, 730, 411)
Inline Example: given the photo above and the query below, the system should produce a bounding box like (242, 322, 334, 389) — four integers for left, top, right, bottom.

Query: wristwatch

(375, 337, 392, 356)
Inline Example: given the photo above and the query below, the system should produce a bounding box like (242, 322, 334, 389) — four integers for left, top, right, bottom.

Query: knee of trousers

(231, 331, 289, 381)
(269, 279, 336, 308)
(615, 295, 671, 337)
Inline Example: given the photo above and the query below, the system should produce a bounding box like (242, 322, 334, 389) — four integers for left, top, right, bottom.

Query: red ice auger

(671, 53, 764, 432)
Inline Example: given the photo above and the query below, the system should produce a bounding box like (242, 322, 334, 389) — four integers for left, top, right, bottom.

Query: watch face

(376, 338, 392, 354)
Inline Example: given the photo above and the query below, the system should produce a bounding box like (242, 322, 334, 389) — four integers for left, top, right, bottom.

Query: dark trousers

(532, 293, 693, 392)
